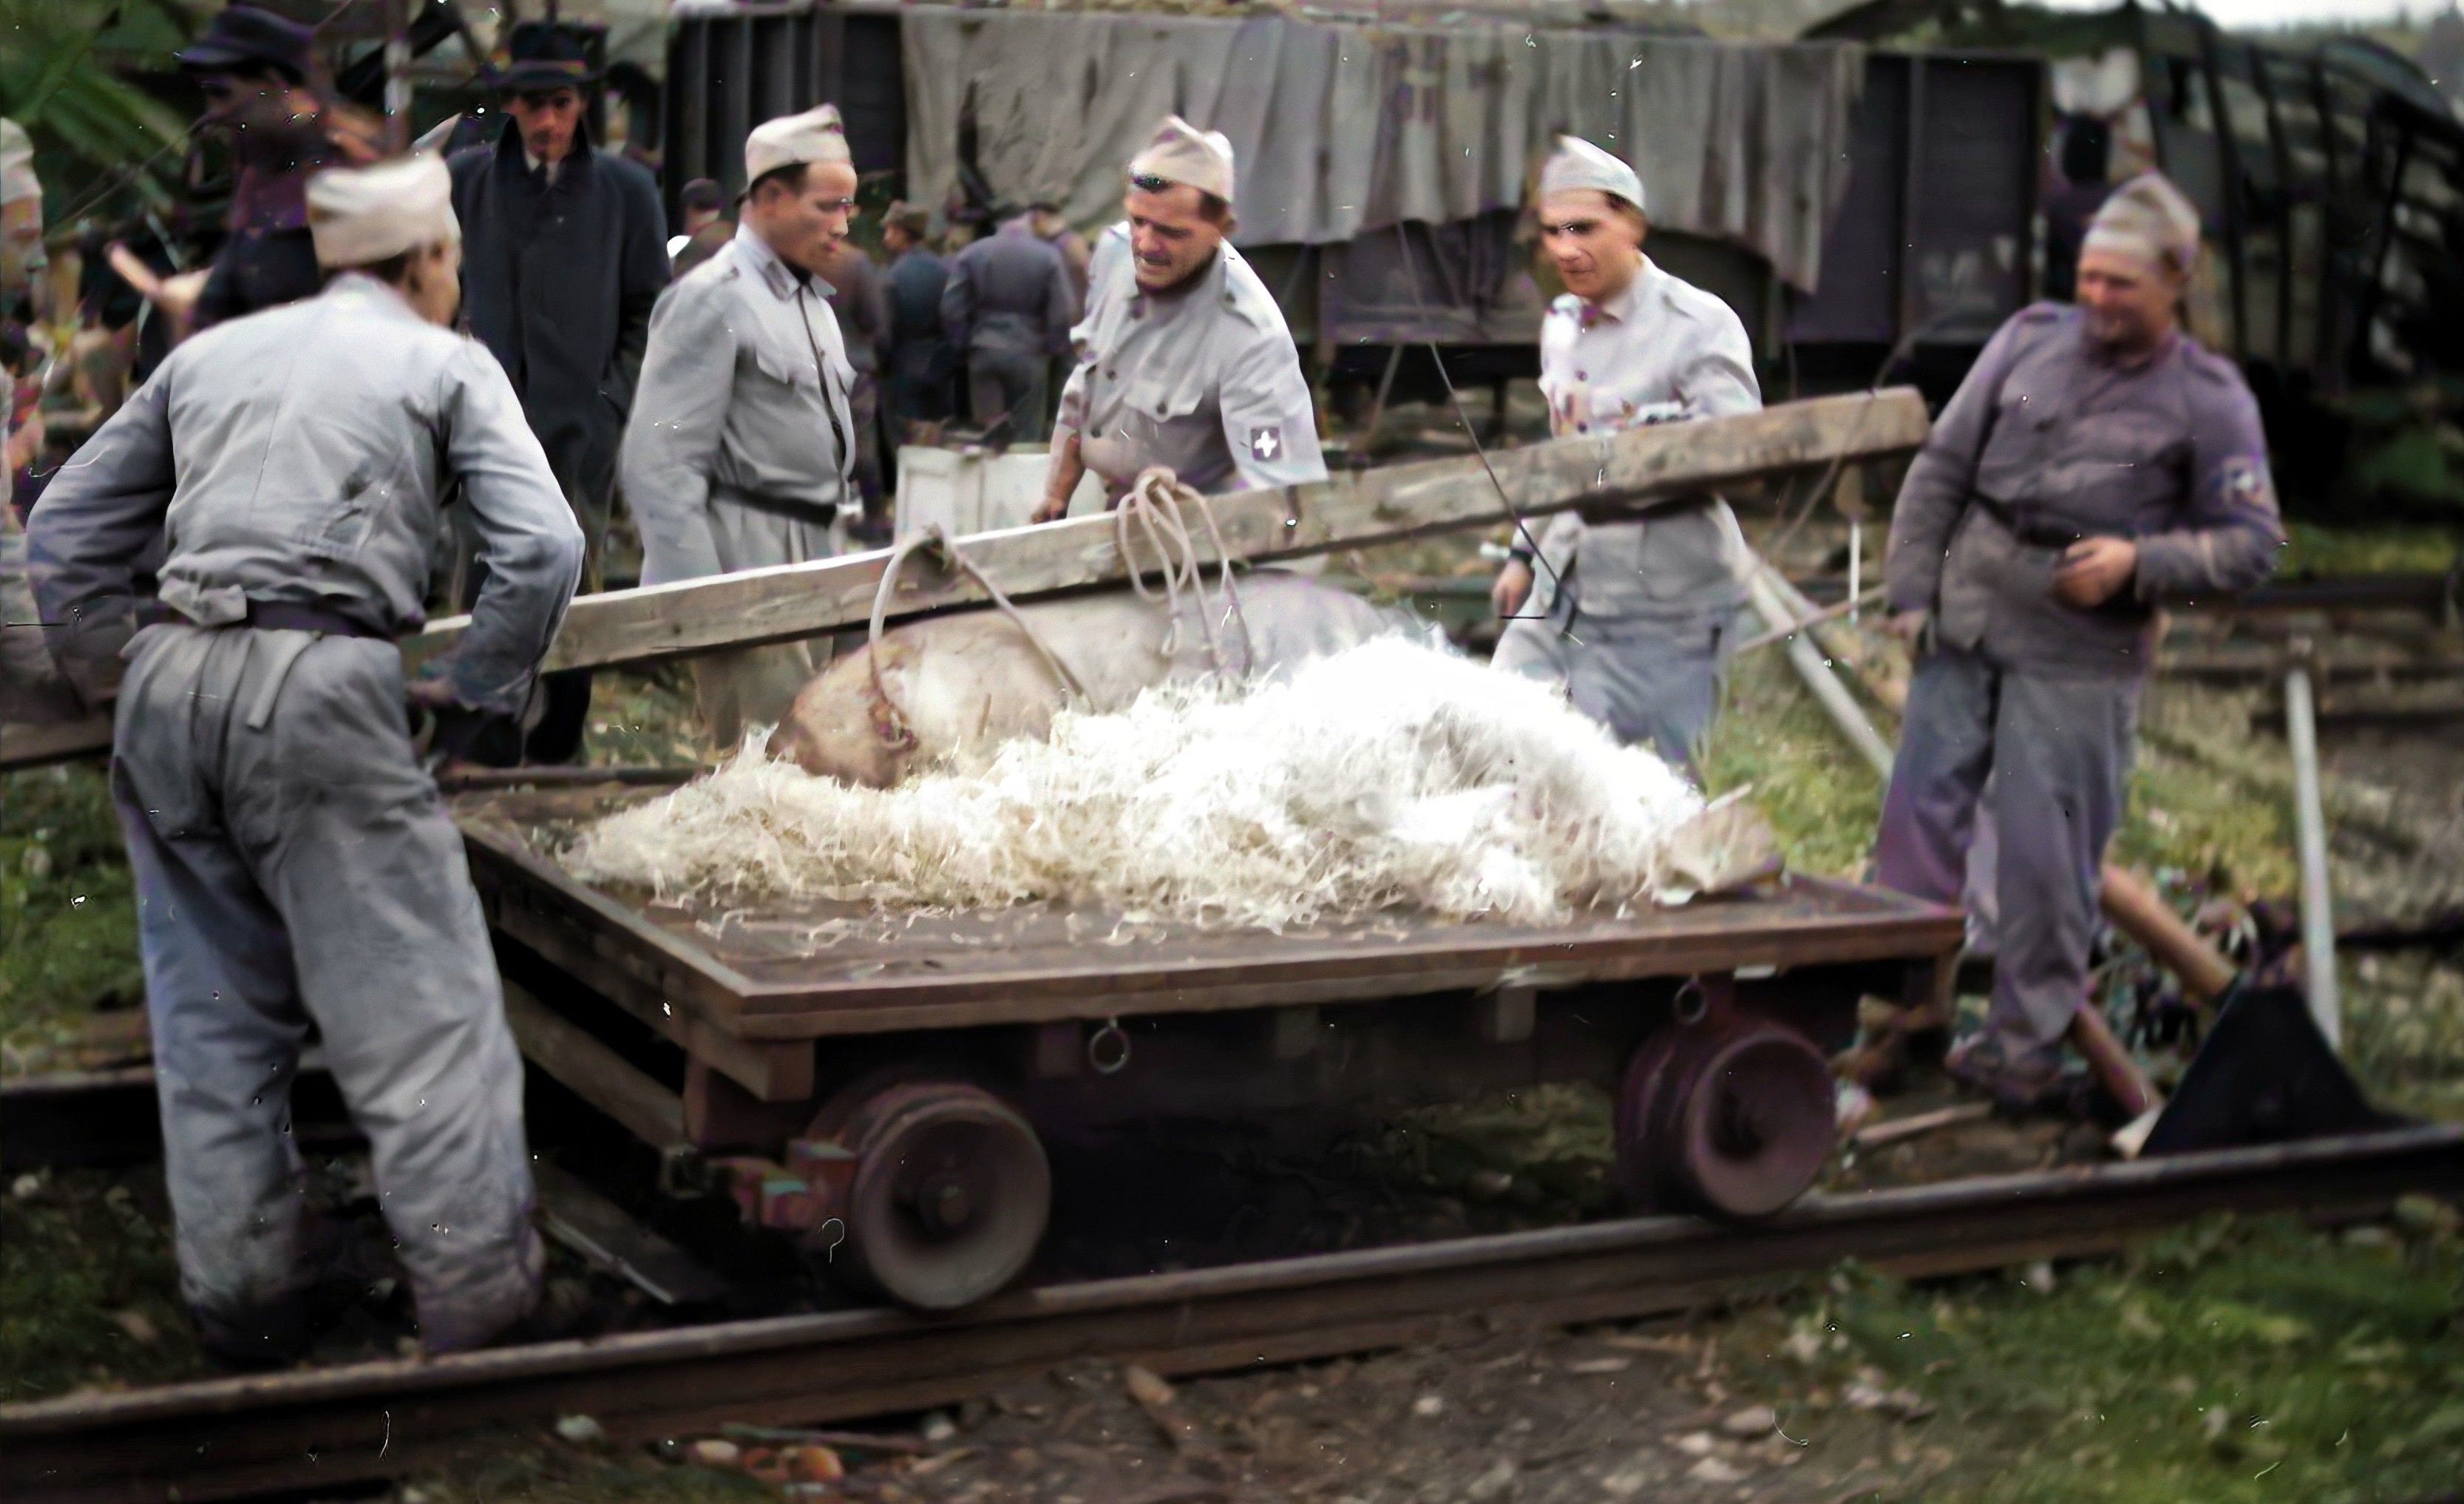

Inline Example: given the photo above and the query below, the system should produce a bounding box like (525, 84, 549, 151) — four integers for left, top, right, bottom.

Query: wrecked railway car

(1815, 0, 2464, 512)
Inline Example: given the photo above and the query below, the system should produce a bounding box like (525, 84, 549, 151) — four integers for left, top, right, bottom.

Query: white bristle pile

(562, 638, 1707, 930)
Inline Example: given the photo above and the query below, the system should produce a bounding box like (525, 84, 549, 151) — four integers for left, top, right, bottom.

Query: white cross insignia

(2219, 456, 2269, 504)
(1249, 425, 1281, 461)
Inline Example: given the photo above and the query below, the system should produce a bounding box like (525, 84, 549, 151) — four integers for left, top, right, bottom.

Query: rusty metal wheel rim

(1670, 1025, 1836, 1219)
(841, 1083, 1051, 1310)
(1616, 1016, 1836, 1219)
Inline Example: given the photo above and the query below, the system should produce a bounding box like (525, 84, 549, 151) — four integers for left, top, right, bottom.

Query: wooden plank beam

(502, 981, 690, 1151)
(0, 717, 113, 770)
(414, 387, 1928, 676)
(1, 390, 1930, 770)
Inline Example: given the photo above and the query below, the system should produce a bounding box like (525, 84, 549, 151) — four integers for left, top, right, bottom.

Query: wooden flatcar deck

(455, 786, 1964, 1047)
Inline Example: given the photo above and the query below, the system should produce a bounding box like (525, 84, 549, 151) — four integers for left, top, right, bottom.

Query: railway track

(4, 1122, 2458, 1504)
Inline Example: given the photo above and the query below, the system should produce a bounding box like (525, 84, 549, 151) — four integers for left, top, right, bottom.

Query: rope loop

(866, 524, 1094, 754)
(1114, 467, 1258, 680)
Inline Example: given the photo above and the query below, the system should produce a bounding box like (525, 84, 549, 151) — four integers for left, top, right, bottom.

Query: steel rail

(5, 1124, 2460, 1504)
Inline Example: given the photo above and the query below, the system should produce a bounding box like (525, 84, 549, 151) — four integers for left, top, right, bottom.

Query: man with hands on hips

(29, 154, 583, 1361)
(1872, 172, 2283, 1106)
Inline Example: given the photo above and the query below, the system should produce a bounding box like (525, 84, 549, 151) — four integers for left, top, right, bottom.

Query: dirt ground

(404, 1194, 2464, 1504)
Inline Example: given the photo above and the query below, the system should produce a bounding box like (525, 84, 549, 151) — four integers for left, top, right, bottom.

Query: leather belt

(1574, 491, 1720, 527)
(1972, 493, 2092, 552)
(171, 600, 394, 639)
(713, 484, 837, 529)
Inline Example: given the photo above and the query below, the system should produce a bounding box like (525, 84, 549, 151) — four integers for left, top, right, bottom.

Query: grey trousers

(112, 624, 542, 1357)
(1494, 598, 1726, 776)
(967, 347, 1051, 444)
(691, 500, 838, 751)
(1873, 645, 2141, 1062)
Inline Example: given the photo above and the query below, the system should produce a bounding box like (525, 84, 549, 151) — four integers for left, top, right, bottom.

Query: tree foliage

(0, 0, 194, 220)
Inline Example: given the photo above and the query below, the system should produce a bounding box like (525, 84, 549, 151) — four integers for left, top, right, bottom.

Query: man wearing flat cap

(1489, 137, 1762, 777)
(449, 20, 669, 761)
(29, 153, 584, 1362)
(621, 104, 864, 748)
(178, 4, 376, 330)
(1032, 115, 1325, 521)
(1875, 171, 2282, 1107)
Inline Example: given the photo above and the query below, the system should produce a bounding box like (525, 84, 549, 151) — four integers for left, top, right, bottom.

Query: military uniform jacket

(1521, 257, 1762, 622)
(620, 223, 860, 586)
(27, 274, 583, 714)
(1883, 302, 2284, 677)
(1056, 227, 1326, 498)
(941, 222, 1075, 359)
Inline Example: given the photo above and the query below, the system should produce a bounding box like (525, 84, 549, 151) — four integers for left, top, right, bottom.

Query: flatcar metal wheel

(1615, 1016, 1836, 1220)
(838, 1083, 1050, 1310)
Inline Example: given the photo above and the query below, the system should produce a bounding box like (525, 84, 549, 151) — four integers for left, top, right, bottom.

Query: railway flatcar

(457, 782, 1963, 1310)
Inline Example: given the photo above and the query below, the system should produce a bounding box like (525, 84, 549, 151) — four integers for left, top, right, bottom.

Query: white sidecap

(1538, 135, 1644, 217)
(307, 153, 458, 268)
(1127, 114, 1235, 206)
(745, 103, 852, 185)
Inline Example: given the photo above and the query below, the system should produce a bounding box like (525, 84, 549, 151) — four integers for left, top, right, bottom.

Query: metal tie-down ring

(1672, 977, 1711, 1027)
(1087, 1017, 1132, 1075)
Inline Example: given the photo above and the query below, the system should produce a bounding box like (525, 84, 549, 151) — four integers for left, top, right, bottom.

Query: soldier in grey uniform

(28, 155, 584, 1360)
(1033, 116, 1327, 521)
(940, 209, 1076, 443)
(1874, 173, 2283, 1103)
(621, 106, 862, 749)
(1489, 138, 1762, 777)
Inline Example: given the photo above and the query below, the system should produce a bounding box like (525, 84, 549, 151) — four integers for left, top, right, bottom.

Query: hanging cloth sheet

(900, 8, 1864, 292)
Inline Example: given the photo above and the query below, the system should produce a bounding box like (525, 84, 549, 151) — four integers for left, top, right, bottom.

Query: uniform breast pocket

(2066, 416, 2184, 521)
(752, 344, 822, 393)
(1127, 385, 1206, 430)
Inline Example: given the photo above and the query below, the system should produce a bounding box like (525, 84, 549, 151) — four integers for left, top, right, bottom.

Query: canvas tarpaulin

(900, 8, 1864, 292)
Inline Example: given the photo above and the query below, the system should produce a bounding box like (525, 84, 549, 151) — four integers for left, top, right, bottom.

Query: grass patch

(583, 665, 707, 768)
(1728, 1213, 2464, 1503)
(2111, 725, 2298, 901)
(0, 1167, 200, 1400)
(2345, 952, 2464, 1122)
(2278, 521, 2457, 577)
(1703, 643, 1884, 879)
(0, 765, 144, 1065)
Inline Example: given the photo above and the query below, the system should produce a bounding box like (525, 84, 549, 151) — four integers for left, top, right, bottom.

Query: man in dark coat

(449, 21, 669, 760)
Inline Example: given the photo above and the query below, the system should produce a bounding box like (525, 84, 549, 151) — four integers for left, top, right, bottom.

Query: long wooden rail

(0, 389, 1931, 770)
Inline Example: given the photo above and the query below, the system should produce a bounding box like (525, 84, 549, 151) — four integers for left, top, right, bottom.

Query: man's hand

(2053, 536, 2138, 608)
(405, 676, 461, 714)
(1493, 558, 1535, 618)
(1036, 429, 1086, 524)
(1881, 609, 1929, 650)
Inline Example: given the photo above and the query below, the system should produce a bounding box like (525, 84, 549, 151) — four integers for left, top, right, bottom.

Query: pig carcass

(767, 570, 1408, 786)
